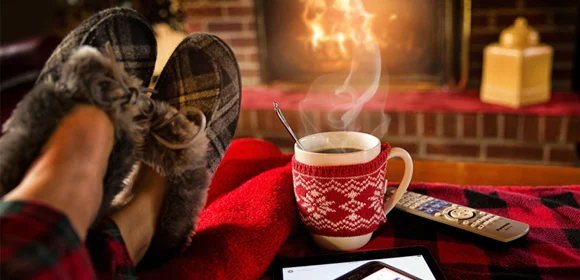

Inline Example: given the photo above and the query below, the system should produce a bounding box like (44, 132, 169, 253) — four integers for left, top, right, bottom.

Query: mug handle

(383, 147, 414, 214)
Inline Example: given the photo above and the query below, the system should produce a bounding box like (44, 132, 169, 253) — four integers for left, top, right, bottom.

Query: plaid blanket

(139, 139, 580, 280)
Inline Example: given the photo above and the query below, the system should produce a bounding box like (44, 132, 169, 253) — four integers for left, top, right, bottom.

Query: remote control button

(427, 197, 434, 201)
(479, 211, 486, 216)
(462, 220, 470, 225)
(449, 207, 476, 220)
(451, 204, 457, 207)
(434, 212, 441, 217)
(470, 223, 478, 227)
(425, 209, 436, 215)
(483, 220, 492, 226)
(477, 225, 485, 230)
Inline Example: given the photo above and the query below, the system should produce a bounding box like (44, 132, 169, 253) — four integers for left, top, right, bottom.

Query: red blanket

(139, 138, 580, 280)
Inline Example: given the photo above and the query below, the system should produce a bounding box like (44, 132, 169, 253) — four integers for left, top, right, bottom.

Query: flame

(301, 0, 377, 58)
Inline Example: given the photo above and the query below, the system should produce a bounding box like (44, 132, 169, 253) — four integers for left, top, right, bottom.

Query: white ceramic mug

(293, 131, 413, 251)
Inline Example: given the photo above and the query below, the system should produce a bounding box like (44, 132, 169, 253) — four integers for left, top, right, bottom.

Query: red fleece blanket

(140, 139, 580, 280)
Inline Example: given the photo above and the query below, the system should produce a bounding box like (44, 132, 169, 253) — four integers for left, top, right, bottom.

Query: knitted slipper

(137, 101, 210, 268)
(37, 7, 157, 87)
(152, 33, 242, 174)
(0, 45, 155, 225)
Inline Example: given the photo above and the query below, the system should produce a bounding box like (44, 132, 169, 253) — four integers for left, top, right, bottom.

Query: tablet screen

(281, 255, 436, 280)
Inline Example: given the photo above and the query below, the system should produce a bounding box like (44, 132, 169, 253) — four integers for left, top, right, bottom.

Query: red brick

(567, 117, 580, 142)
(241, 69, 260, 76)
(256, 109, 273, 130)
(404, 112, 417, 136)
(366, 111, 391, 137)
(298, 111, 321, 136)
(552, 69, 573, 80)
(385, 141, 418, 155)
(230, 38, 256, 47)
(263, 136, 295, 149)
(472, 0, 516, 9)
(245, 21, 258, 31)
(426, 143, 480, 157)
(496, 14, 548, 27)
(237, 109, 252, 130)
(554, 50, 575, 61)
(470, 32, 499, 45)
(249, 52, 259, 62)
(525, 0, 578, 8)
(549, 147, 577, 163)
(186, 7, 222, 17)
(186, 22, 203, 32)
(522, 116, 539, 142)
(541, 31, 577, 44)
(544, 116, 562, 142)
(504, 114, 519, 139)
(423, 113, 437, 137)
(487, 145, 543, 161)
(278, 110, 300, 133)
(227, 7, 253, 16)
(471, 14, 490, 27)
(442, 114, 457, 137)
(463, 114, 478, 138)
(554, 12, 578, 26)
(207, 22, 243, 32)
(483, 114, 498, 138)
(386, 112, 400, 136)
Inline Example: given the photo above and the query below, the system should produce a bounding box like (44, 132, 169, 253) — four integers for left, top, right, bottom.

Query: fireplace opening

(255, 0, 470, 90)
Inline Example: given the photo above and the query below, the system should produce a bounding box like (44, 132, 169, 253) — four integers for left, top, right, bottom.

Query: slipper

(38, 7, 157, 87)
(0, 44, 156, 226)
(137, 33, 242, 267)
(0, 7, 157, 224)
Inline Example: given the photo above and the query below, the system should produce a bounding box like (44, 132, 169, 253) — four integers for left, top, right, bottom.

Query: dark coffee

(314, 148, 363, 154)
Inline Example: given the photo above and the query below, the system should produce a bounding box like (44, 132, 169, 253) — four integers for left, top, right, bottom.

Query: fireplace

(255, 0, 471, 90)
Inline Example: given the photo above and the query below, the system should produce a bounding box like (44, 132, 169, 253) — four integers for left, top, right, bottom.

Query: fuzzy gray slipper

(136, 100, 210, 268)
(0, 45, 154, 224)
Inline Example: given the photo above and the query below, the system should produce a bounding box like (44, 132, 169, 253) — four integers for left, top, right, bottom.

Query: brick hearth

(235, 108, 579, 166)
(182, 0, 578, 90)
(181, 0, 579, 166)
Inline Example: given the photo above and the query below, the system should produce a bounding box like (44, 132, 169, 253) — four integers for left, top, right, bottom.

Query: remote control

(386, 188, 530, 243)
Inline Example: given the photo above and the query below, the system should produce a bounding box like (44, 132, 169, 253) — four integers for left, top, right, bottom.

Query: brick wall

(235, 110, 580, 166)
(469, 0, 578, 91)
(181, 0, 579, 166)
(182, 0, 260, 86)
(182, 0, 578, 90)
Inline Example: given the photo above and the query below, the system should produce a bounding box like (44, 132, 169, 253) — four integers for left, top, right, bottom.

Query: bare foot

(3, 105, 115, 240)
(111, 164, 167, 263)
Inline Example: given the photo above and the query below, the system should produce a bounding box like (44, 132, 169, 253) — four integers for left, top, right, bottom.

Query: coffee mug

(292, 131, 413, 251)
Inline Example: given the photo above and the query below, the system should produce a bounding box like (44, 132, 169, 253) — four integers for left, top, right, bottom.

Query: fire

(301, 0, 377, 58)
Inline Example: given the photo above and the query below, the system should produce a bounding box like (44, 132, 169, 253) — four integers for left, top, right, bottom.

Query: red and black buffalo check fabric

(271, 183, 580, 280)
(0, 200, 136, 280)
(361, 183, 580, 280)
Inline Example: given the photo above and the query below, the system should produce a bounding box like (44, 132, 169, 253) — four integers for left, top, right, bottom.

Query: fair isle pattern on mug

(292, 144, 391, 237)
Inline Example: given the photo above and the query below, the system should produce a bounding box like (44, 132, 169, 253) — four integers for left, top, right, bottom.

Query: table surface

(387, 160, 580, 186)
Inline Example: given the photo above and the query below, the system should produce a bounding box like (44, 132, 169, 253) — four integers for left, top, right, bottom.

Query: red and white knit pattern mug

(292, 131, 413, 251)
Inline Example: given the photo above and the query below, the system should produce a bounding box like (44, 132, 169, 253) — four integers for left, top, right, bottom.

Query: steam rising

(298, 0, 390, 141)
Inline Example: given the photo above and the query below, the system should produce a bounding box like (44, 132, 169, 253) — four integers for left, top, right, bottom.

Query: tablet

(271, 246, 446, 280)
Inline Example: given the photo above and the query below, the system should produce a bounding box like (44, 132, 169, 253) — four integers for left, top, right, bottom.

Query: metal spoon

(273, 102, 306, 151)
